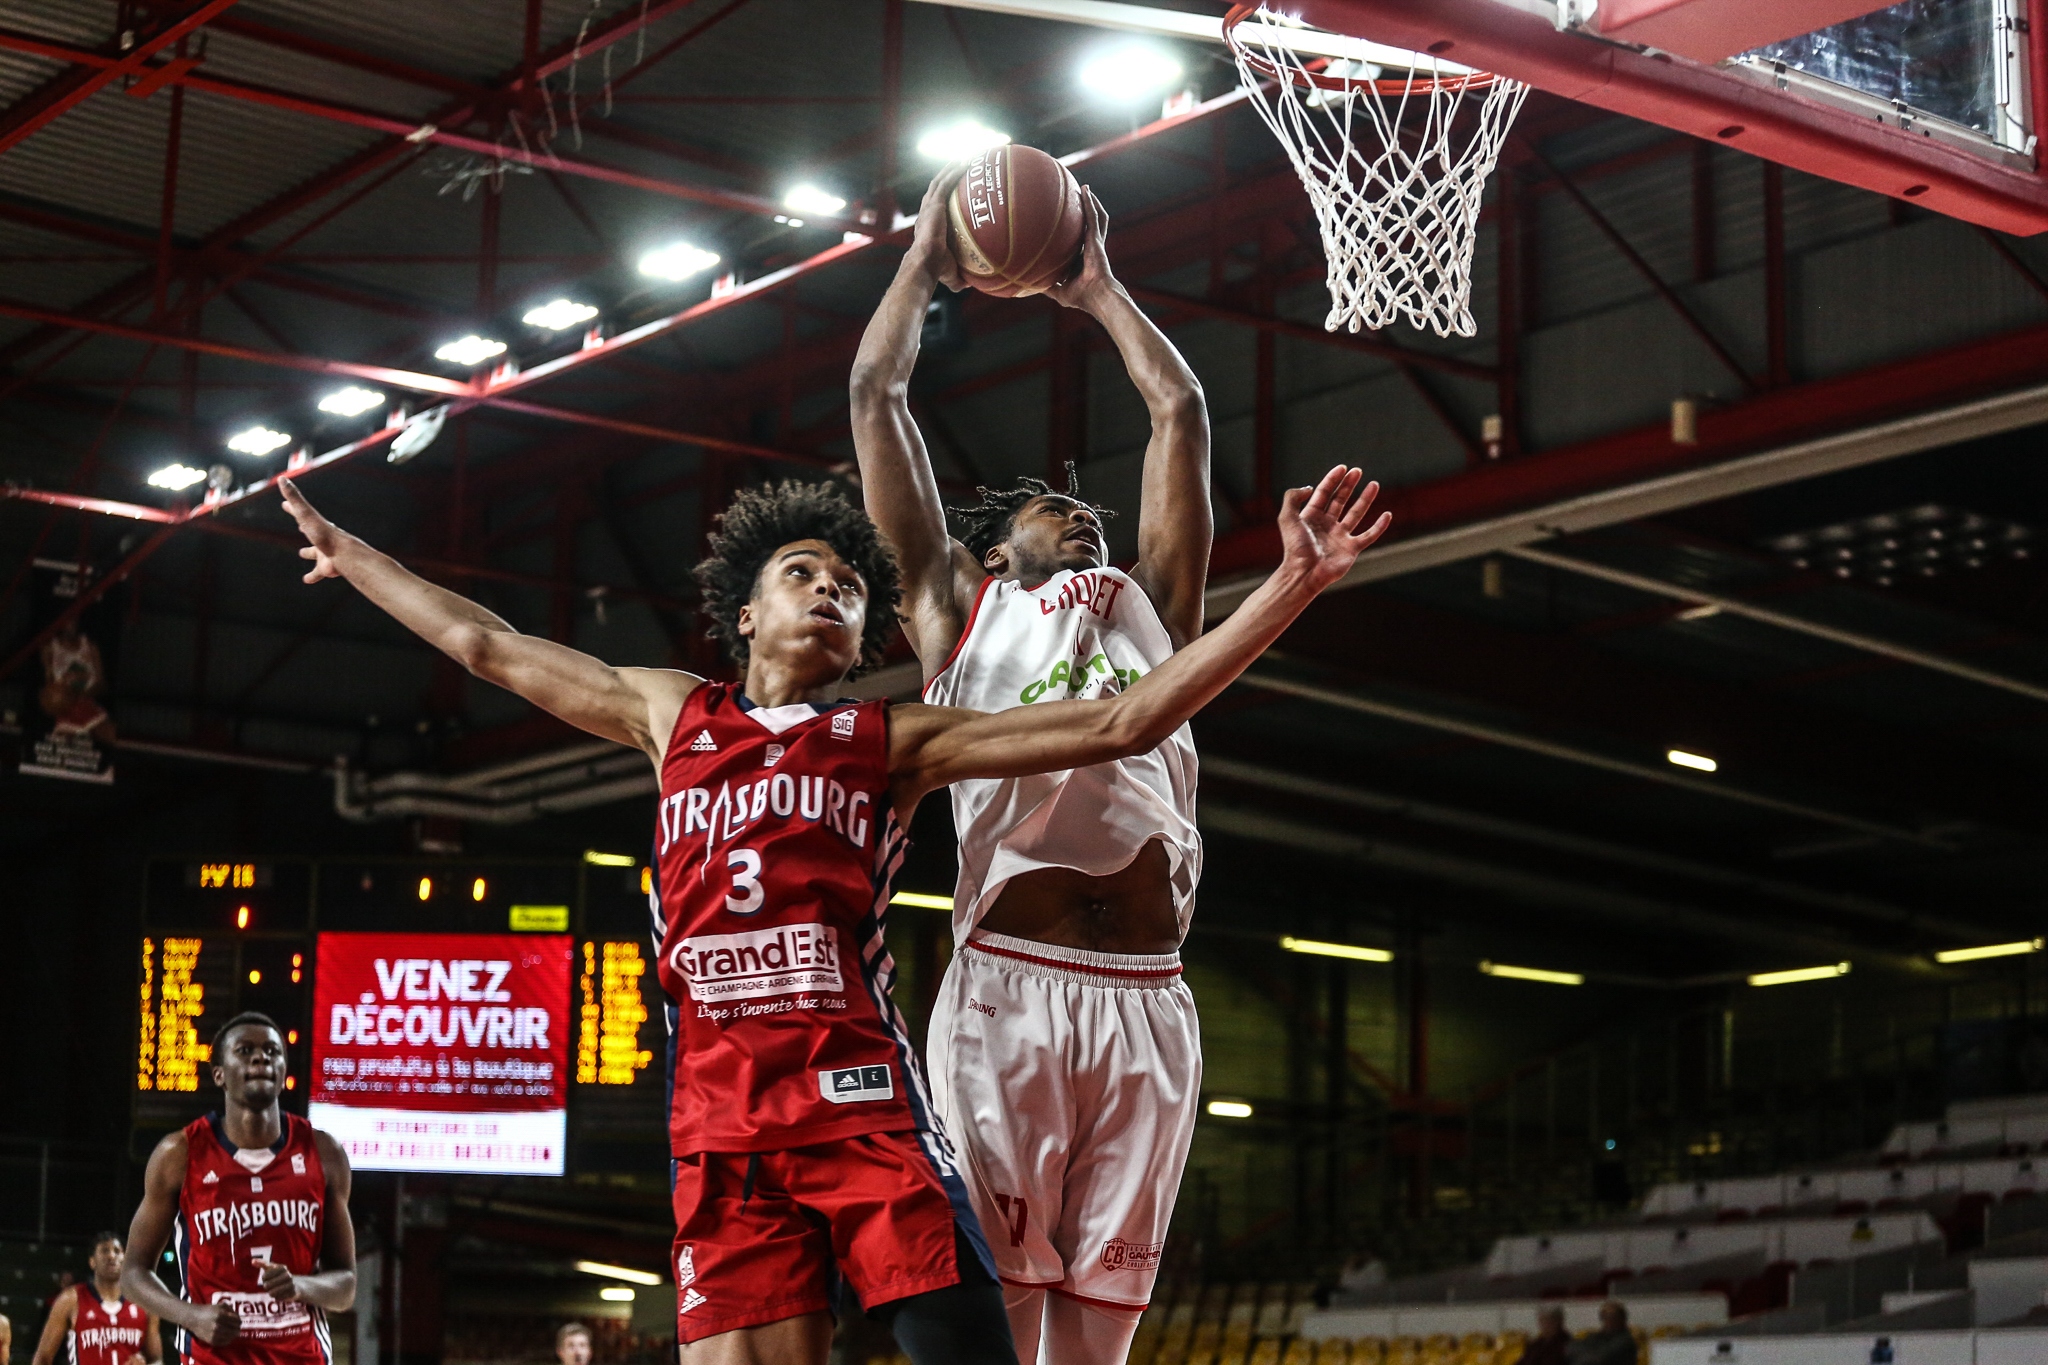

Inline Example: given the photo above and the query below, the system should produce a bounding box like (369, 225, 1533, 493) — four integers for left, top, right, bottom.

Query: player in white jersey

(852, 166, 1388, 1363)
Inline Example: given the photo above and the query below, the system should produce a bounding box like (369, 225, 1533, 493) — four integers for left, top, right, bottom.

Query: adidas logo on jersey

(679, 1288, 707, 1315)
(819, 1064, 893, 1104)
(688, 730, 717, 752)
(202, 1171, 219, 1184)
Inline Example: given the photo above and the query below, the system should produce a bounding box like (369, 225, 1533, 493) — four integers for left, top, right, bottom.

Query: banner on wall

(309, 932, 574, 1175)
(20, 558, 117, 784)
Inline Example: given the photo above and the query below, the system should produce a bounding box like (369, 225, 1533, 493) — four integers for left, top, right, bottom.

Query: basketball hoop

(1225, 5, 1528, 339)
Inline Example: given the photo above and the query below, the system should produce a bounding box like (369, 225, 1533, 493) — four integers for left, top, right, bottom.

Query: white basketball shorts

(927, 930, 1202, 1310)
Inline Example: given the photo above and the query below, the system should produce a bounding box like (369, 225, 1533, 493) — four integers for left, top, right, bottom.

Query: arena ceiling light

(1078, 42, 1184, 102)
(1934, 938, 2046, 963)
(1748, 962, 1851, 987)
(638, 242, 721, 282)
(598, 1288, 635, 1303)
(916, 118, 1010, 162)
(1479, 961, 1585, 986)
(522, 299, 599, 331)
(584, 850, 636, 867)
(147, 463, 207, 491)
(1207, 1099, 1254, 1119)
(784, 183, 846, 217)
(227, 425, 292, 457)
(319, 386, 386, 417)
(890, 891, 953, 910)
(574, 1261, 663, 1286)
(1666, 748, 1718, 773)
(434, 334, 507, 367)
(1279, 935, 1392, 963)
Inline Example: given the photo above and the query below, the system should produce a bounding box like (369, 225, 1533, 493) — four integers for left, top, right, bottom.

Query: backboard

(1294, 0, 2046, 234)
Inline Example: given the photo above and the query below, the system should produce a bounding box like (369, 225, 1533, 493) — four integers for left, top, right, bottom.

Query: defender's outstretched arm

(280, 480, 698, 762)
(892, 466, 1389, 806)
(1048, 189, 1212, 650)
(849, 165, 983, 669)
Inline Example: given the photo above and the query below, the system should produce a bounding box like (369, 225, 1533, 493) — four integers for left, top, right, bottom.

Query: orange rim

(1223, 4, 1503, 96)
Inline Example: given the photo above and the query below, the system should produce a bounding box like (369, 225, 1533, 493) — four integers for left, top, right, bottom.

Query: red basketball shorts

(668, 1129, 996, 1344)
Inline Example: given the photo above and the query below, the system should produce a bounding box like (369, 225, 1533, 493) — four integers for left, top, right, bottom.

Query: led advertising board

(309, 932, 573, 1175)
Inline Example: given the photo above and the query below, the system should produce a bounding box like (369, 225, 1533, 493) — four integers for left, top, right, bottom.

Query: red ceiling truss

(0, 0, 2045, 742)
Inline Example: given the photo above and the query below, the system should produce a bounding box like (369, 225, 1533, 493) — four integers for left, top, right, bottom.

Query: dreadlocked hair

(693, 480, 903, 676)
(946, 460, 1116, 562)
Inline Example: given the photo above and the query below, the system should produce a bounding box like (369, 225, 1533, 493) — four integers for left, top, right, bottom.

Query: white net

(1229, 11, 1529, 339)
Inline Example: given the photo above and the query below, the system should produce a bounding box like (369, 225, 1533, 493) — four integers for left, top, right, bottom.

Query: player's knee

(872, 1280, 1018, 1365)
(1042, 1291, 1143, 1362)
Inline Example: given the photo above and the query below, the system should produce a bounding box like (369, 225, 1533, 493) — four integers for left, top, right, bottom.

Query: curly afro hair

(693, 480, 903, 676)
(947, 460, 1115, 563)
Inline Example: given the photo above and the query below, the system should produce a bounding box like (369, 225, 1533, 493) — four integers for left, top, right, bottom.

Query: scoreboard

(136, 854, 668, 1171)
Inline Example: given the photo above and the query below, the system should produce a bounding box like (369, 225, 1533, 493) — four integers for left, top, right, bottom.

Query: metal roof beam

(1202, 754, 2001, 941)
(1509, 546, 2048, 710)
(0, 0, 242, 158)
(1240, 664, 1948, 850)
(0, 29, 853, 231)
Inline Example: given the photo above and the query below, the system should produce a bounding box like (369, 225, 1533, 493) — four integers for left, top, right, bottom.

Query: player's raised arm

(892, 466, 1389, 804)
(1046, 189, 1212, 650)
(121, 1135, 238, 1349)
(279, 479, 699, 762)
(849, 165, 983, 666)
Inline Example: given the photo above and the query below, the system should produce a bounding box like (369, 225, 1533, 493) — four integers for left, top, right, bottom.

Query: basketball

(946, 144, 1086, 298)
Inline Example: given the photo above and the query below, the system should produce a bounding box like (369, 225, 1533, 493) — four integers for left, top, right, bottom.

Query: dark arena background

(4, 3, 2048, 1364)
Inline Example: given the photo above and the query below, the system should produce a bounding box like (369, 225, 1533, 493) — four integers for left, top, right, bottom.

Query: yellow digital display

(577, 940, 653, 1086)
(198, 863, 257, 889)
(137, 937, 210, 1092)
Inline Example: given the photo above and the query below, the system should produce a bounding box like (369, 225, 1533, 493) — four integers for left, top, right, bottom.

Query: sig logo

(676, 1245, 696, 1289)
(763, 744, 785, 768)
(830, 710, 857, 740)
(818, 1065, 892, 1104)
(1100, 1238, 1164, 1272)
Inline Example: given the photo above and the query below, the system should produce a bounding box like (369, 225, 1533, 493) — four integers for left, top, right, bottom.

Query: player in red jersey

(31, 1233, 160, 1365)
(279, 465, 1389, 1364)
(120, 1013, 356, 1365)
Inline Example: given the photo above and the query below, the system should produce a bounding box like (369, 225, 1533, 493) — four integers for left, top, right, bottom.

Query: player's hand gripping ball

(946, 144, 1087, 297)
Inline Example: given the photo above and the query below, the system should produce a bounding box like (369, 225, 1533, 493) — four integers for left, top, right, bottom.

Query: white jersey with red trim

(922, 566, 1200, 943)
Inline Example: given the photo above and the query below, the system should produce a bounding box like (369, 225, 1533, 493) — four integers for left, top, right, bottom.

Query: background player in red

(279, 467, 1389, 1364)
(120, 1014, 356, 1365)
(31, 1234, 160, 1365)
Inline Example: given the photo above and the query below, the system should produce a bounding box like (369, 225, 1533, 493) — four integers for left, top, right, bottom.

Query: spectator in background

(44, 1273, 74, 1316)
(1514, 1306, 1570, 1365)
(1568, 1301, 1636, 1365)
(555, 1322, 592, 1365)
(3, 1309, 14, 1364)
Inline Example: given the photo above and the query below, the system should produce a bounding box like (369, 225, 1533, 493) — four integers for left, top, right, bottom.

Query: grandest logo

(671, 922, 842, 1003)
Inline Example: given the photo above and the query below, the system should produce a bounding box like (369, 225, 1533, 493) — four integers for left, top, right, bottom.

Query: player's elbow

(1099, 699, 1171, 760)
(1151, 378, 1206, 428)
(328, 1272, 357, 1313)
(848, 363, 907, 413)
(443, 622, 498, 677)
